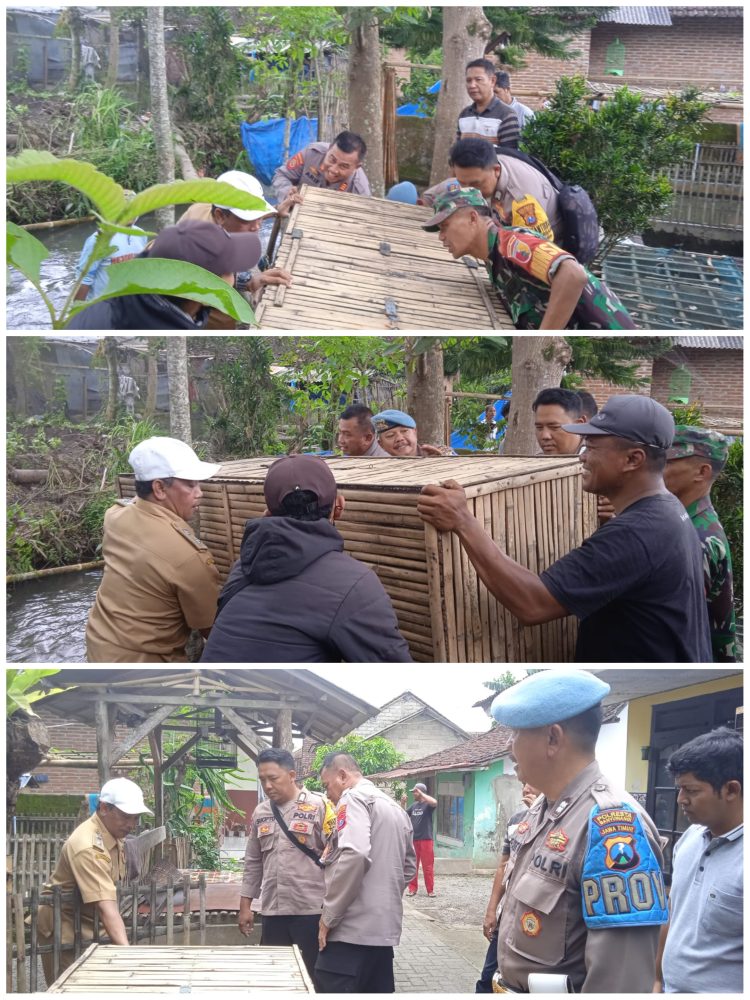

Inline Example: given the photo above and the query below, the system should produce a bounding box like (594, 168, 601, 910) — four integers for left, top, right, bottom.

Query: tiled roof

(673, 335, 743, 349)
(599, 7, 672, 25)
(370, 725, 514, 781)
(668, 6, 743, 16)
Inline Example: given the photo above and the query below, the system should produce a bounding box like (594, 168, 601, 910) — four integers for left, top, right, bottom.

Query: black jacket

(200, 517, 412, 663)
(66, 293, 209, 330)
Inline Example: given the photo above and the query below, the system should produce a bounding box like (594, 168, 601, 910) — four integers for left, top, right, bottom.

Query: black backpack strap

(270, 800, 324, 869)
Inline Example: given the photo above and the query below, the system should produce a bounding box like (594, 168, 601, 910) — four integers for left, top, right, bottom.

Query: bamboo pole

(22, 215, 95, 231)
(7, 560, 104, 584)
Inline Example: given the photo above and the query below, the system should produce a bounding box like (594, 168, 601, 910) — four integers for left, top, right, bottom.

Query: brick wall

(382, 715, 466, 761)
(651, 348, 743, 412)
(499, 31, 591, 107)
(578, 350, 743, 421)
(589, 20, 743, 87)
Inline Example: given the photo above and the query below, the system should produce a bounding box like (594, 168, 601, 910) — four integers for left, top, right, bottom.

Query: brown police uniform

(496, 761, 664, 993)
(272, 142, 371, 200)
(38, 812, 126, 985)
(241, 788, 327, 975)
(86, 498, 220, 662)
(315, 778, 416, 993)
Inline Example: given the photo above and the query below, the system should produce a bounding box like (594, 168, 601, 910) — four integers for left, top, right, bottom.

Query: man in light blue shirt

(656, 726, 743, 993)
(74, 228, 148, 301)
(494, 71, 536, 131)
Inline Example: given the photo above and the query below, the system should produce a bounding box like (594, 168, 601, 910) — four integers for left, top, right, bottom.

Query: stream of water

(6, 569, 101, 662)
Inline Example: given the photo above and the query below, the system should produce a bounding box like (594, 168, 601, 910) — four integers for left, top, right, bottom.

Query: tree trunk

(7, 713, 51, 816)
(107, 8, 120, 88)
(144, 345, 158, 416)
(406, 340, 446, 447)
(146, 7, 176, 229)
(67, 7, 84, 90)
(272, 709, 294, 752)
(166, 337, 192, 445)
(504, 337, 572, 455)
(430, 7, 491, 186)
(104, 336, 119, 421)
(347, 12, 385, 197)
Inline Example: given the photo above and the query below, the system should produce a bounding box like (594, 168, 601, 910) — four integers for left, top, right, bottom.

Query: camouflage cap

(667, 425, 729, 465)
(422, 186, 488, 231)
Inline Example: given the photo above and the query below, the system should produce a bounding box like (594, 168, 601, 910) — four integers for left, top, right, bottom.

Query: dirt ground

(405, 871, 496, 927)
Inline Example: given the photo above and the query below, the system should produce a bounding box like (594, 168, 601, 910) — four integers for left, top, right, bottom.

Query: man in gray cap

(490, 669, 667, 993)
(86, 437, 221, 662)
(404, 782, 438, 897)
(418, 394, 712, 662)
(201, 455, 411, 662)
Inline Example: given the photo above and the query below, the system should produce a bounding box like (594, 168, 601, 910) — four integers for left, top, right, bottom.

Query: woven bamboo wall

(255, 186, 513, 330)
(119, 456, 596, 663)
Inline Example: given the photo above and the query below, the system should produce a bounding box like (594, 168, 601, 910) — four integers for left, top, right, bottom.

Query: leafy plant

(7, 151, 271, 329)
(521, 76, 710, 260)
(6, 668, 60, 717)
(713, 437, 743, 610)
(304, 734, 404, 793)
(670, 402, 704, 426)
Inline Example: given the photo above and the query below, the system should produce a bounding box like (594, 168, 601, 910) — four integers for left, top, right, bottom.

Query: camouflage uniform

(422, 187, 636, 330)
(667, 426, 736, 662)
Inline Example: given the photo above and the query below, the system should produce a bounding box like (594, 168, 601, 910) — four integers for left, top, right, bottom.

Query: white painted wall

(596, 704, 629, 790)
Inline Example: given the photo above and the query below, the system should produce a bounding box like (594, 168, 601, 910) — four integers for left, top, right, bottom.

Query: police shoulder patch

(336, 805, 347, 831)
(581, 804, 668, 929)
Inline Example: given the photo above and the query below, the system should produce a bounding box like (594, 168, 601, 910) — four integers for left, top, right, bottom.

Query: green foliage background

(304, 734, 405, 792)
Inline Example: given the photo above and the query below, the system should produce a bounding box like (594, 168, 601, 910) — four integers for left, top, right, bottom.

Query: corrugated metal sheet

(599, 6, 672, 25)
(674, 335, 743, 349)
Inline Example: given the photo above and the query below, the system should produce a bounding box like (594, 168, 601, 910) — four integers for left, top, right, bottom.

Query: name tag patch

(581, 805, 668, 928)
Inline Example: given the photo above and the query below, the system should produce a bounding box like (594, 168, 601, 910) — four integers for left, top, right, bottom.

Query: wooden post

(13, 891, 27, 993)
(198, 873, 206, 946)
(43, 40, 49, 89)
(148, 726, 164, 848)
(130, 883, 138, 944)
(182, 873, 191, 945)
(73, 888, 82, 965)
(273, 708, 294, 751)
(29, 886, 39, 993)
(5, 889, 12, 993)
(166, 875, 174, 944)
(52, 885, 62, 983)
(95, 699, 112, 787)
(149, 878, 157, 944)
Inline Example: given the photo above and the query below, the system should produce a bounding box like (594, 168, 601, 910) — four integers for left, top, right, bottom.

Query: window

(437, 793, 464, 841)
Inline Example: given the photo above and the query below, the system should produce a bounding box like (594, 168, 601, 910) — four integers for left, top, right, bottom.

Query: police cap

(491, 669, 610, 728)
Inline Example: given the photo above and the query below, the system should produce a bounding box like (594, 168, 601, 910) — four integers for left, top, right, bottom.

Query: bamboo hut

(255, 186, 513, 330)
(120, 456, 596, 663)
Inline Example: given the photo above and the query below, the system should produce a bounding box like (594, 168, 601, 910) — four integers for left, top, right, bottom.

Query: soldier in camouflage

(665, 426, 736, 662)
(422, 187, 636, 330)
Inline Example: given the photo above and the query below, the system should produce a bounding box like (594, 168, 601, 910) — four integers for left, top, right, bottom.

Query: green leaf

(7, 667, 60, 717)
(66, 258, 255, 326)
(96, 219, 157, 239)
(7, 222, 50, 285)
(120, 180, 268, 224)
(7, 151, 127, 220)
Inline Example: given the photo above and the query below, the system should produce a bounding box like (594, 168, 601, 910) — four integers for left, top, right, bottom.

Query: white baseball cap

(215, 170, 276, 222)
(99, 778, 153, 815)
(129, 437, 221, 482)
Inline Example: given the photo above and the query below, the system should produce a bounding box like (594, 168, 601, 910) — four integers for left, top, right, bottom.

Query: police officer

(239, 747, 329, 977)
(86, 436, 221, 662)
(316, 752, 416, 993)
(664, 425, 736, 662)
(490, 669, 667, 993)
(38, 778, 152, 986)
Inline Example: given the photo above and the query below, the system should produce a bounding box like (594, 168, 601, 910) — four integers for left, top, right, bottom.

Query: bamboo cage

(255, 185, 513, 330)
(120, 456, 596, 663)
(48, 944, 314, 993)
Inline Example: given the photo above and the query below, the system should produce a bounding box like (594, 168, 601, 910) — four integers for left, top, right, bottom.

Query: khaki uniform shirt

(497, 761, 663, 993)
(321, 778, 416, 947)
(38, 812, 126, 945)
(86, 498, 220, 662)
(494, 155, 563, 245)
(241, 790, 327, 916)
(272, 143, 371, 201)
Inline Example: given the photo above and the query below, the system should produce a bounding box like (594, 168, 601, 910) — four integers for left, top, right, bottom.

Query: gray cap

(562, 394, 674, 450)
(411, 782, 428, 793)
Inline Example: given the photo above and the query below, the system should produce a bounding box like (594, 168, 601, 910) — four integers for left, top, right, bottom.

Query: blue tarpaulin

(240, 117, 318, 186)
(450, 396, 511, 451)
(396, 79, 442, 118)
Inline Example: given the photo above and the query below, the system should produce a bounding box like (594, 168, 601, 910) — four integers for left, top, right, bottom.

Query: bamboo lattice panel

(255, 185, 513, 330)
(49, 944, 315, 992)
(122, 456, 595, 663)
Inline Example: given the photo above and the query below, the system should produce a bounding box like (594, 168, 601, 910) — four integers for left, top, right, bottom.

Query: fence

(8, 873, 217, 993)
(652, 144, 743, 234)
(8, 816, 80, 838)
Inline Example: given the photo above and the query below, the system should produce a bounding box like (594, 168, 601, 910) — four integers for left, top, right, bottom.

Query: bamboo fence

(119, 455, 596, 663)
(255, 185, 513, 330)
(48, 943, 314, 993)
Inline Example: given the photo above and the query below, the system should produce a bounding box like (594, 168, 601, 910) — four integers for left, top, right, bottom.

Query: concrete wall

(624, 675, 743, 795)
(472, 761, 522, 868)
(355, 693, 426, 737)
(396, 116, 436, 186)
(380, 714, 466, 761)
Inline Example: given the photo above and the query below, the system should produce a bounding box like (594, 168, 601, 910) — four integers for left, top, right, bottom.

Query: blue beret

(372, 409, 417, 433)
(491, 669, 610, 728)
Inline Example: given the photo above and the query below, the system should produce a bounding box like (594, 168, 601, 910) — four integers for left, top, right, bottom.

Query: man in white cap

(86, 437, 221, 662)
(181, 169, 292, 323)
(489, 669, 667, 993)
(37, 778, 152, 985)
(418, 394, 712, 662)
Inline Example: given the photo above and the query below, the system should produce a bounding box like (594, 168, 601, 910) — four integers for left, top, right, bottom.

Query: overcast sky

(309, 665, 529, 733)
